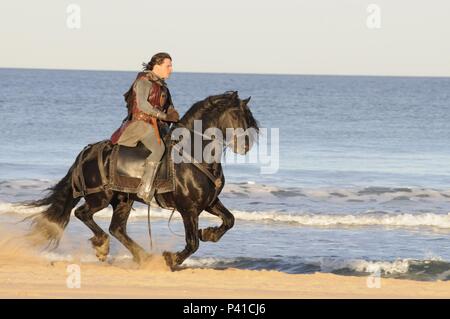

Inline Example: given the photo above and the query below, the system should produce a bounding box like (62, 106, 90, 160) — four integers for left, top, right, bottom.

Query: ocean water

(1, 68, 450, 281)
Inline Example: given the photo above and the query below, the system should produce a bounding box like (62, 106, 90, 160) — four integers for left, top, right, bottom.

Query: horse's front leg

(163, 211, 199, 270)
(199, 199, 235, 242)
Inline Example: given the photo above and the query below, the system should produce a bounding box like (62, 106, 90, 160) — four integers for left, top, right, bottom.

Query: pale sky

(1, 0, 449, 76)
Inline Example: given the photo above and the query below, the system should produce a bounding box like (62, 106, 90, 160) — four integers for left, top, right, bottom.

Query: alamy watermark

(366, 269, 381, 288)
(66, 264, 81, 288)
(66, 4, 81, 29)
(170, 120, 279, 174)
(366, 4, 381, 29)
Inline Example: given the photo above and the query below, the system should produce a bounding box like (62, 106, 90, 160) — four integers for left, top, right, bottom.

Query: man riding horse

(24, 55, 259, 267)
(110, 52, 180, 204)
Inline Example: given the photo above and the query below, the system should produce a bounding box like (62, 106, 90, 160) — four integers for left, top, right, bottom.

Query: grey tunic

(116, 71, 172, 162)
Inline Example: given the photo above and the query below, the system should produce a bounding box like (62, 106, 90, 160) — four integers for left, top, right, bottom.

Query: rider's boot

(137, 160, 161, 204)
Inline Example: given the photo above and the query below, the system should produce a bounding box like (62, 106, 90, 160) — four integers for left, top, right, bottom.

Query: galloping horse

(25, 91, 259, 269)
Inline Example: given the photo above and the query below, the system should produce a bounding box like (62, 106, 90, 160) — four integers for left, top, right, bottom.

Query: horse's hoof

(96, 253, 108, 262)
(133, 252, 150, 265)
(163, 251, 178, 270)
(90, 236, 110, 262)
(198, 227, 219, 242)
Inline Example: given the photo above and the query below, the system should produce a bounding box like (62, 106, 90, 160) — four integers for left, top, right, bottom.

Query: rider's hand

(165, 108, 180, 122)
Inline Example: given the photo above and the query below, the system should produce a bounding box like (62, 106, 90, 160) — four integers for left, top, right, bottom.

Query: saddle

(109, 141, 175, 194)
(72, 139, 175, 201)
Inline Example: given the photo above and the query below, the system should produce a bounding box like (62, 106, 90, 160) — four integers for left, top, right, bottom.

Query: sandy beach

(2, 0, 450, 303)
(1, 240, 449, 299)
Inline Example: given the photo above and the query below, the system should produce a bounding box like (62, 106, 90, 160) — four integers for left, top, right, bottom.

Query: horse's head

(216, 91, 259, 155)
(179, 91, 259, 155)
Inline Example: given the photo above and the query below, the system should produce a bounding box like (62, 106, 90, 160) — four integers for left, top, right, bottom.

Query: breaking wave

(183, 256, 450, 281)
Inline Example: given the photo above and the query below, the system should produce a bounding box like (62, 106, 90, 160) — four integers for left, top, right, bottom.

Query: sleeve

(134, 79, 168, 120)
(167, 104, 175, 112)
(166, 89, 175, 111)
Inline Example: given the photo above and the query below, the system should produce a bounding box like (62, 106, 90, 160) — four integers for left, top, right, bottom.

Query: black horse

(24, 91, 259, 269)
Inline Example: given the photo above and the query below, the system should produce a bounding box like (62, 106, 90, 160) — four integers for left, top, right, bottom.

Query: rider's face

(153, 58, 173, 80)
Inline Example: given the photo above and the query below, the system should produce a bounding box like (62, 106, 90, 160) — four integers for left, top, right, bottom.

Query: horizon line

(1, 66, 449, 79)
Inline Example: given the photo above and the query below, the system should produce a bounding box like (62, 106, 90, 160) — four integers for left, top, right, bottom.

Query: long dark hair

(142, 52, 172, 71)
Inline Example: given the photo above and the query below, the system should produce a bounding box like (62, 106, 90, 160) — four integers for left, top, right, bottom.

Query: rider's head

(143, 52, 173, 80)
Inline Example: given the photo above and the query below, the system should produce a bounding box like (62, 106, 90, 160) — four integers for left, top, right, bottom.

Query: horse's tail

(23, 156, 80, 248)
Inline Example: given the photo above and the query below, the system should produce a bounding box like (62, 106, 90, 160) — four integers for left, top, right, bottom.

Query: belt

(132, 109, 162, 145)
(132, 110, 154, 123)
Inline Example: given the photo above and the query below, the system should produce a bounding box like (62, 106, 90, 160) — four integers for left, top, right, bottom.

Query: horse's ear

(242, 96, 251, 106)
(230, 91, 238, 100)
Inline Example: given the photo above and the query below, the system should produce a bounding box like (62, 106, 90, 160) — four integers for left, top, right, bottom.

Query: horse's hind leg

(109, 193, 147, 264)
(74, 196, 111, 261)
(199, 199, 235, 242)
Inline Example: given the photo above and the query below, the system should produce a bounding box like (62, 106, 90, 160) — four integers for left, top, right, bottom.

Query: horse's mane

(179, 91, 259, 132)
(180, 91, 235, 122)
